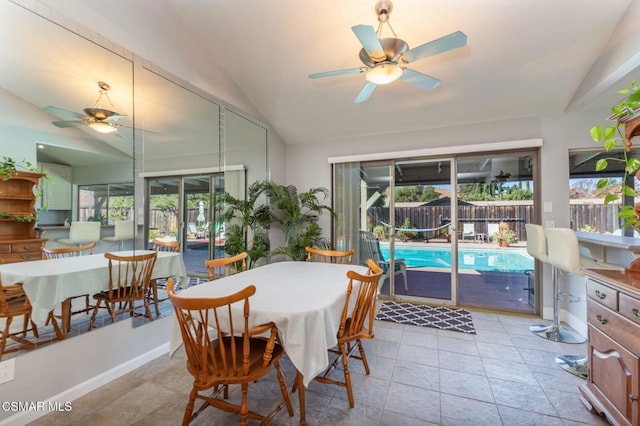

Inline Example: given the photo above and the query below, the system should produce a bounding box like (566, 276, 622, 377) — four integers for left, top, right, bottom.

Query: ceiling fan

(308, 0, 467, 103)
(43, 81, 128, 135)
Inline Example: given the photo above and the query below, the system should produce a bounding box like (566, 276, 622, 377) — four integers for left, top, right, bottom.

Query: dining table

(168, 260, 368, 425)
(0, 250, 187, 337)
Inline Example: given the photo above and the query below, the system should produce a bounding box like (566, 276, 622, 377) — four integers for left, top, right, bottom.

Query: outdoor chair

(306, 259, 382, 407)
(87, 251, 157, 330)
(461, 223, 476, 241)
(204, 252, 248, 280)
(359, 231, 407, 291)
(305, 247, 355, 264)
(166, 278, 294, 425)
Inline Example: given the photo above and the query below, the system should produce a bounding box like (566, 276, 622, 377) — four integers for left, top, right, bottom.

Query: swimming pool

(379, 244, 534, 272)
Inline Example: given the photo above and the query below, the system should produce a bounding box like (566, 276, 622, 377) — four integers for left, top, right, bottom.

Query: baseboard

(0, 342, 170, 426)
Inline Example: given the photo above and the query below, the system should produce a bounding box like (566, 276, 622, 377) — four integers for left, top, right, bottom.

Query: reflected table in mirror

(0, 250, 187, 340)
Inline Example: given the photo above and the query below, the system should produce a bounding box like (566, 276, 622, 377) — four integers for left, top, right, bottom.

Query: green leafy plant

(0, 211, 37, 222)
(395, 217, 418, 241)
(590, 80, 640, 228)
(0, 156, 38, 180)
(372, 224, 388, 240)
(263, 181, 334, 261)
(221, 181, 271, 268)
(491, 221, 517, 245)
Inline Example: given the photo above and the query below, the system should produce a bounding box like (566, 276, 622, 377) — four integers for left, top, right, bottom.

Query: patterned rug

(375, 301, 476, 334)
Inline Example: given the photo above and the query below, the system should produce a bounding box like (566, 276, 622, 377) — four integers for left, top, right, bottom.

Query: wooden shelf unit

(0, 171, 46, 263)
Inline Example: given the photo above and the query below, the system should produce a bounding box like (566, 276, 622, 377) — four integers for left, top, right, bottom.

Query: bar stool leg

(529, 266, 586, 344)
(555, 354, 588, 379)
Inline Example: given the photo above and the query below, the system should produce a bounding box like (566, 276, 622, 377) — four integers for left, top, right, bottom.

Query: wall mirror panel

(0, 0, 269, 350)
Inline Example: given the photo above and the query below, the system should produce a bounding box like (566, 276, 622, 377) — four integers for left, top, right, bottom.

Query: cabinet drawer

(619, 292, 640, 326)
(588, 325, 639, 424)
(0, 245, 10, 254)
(0, 252, 41, 263)
(588, 299, 640, 355)
(587, 279, 618, 310)
(12, 242, 43, 253)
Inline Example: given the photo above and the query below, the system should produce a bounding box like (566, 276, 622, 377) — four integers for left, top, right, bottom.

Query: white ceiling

(162, 0, 640, 145)
(5, 0, 640, 168)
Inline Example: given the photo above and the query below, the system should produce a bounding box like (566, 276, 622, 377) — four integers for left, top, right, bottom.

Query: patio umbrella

(197, 201, 205, 224)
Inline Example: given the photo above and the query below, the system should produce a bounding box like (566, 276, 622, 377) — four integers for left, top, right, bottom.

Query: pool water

(379, 244, 534, 272)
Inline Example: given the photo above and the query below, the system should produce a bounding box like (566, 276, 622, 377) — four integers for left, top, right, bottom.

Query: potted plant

(491, 221, 517, 247)
(395, 218, 418, 242)
(441, 225, 451, 242)
(590, 80, 640, 229)
(372, 224, 388, 240)
(262, 181, 334, 261)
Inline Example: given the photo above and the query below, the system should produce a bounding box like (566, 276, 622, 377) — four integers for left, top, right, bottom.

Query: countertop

(576, 231, 640, 254)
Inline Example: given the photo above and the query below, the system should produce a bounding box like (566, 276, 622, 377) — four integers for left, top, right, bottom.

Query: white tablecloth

(0, 250, 187, 324)
(169, 261, 368, 387)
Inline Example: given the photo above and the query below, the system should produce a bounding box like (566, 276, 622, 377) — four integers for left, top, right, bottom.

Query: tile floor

(29, 310, 611, 425)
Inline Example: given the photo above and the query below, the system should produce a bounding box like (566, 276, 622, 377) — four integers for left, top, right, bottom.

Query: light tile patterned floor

(30, 311, 610, 425)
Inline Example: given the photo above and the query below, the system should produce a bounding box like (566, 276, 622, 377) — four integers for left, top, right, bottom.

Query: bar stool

(57, 221, 102, 246)
(529, 226, 585, 344)
(102, 220, 135, 250)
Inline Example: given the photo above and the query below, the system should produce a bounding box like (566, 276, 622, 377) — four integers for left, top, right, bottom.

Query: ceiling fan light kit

(43, 81, 127, 135)
(308, 0, 467, 103)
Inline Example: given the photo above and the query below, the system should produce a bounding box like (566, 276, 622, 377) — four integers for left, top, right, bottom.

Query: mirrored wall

(0, 0, 267, 352)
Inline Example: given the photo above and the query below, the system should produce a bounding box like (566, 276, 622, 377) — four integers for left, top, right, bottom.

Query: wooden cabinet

(580, 273, 640, 426)
(37, 162, 72, 210)
(0, 171, 46, 263)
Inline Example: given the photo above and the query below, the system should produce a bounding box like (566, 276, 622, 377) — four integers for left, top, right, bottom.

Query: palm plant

(263, 181, 335, 261)
(221, 181, 271, 267)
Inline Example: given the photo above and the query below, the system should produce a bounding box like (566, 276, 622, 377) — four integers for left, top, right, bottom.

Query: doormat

(375, 301, 476, 334)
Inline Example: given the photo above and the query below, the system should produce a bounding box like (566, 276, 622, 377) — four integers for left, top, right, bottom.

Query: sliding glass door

(334, 150, 538, 314)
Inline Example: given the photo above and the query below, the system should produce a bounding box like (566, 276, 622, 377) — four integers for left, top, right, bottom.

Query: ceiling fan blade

(401, 69, 441, 91)
(51, 120, 85, 128)
(309, 68, 363, 79)
(43, 105, 86, 120)
(403, 31, 467, 63)
(354, 82, 377, 103)
(351, 25, 386, 62)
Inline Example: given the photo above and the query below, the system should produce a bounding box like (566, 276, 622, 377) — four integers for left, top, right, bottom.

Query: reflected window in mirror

(79, 183, 134, 225)
(568, 148, 640, 237)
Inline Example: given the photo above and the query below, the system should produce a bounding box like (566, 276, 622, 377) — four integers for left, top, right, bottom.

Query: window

(78, 183, 134, 224)
(569, 149, 639, 236)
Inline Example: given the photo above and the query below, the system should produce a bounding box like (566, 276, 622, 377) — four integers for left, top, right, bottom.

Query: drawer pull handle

(594, 290, 606, 299)
(596, 314, 608, 324)
(593, 348, 619, 360)
(630, 395, 638, 403)
(633, 308, 640, 319)
(22, 246, 33, 250)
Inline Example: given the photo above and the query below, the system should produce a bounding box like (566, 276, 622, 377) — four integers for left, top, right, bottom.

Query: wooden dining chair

(42, 242, 97, 328)
(0, 281, 48, 359)
(150, 238, 180, 252)
(148, 238, 181, 316)
(166, 278, 294, 425)
(87, 251, 157, 330)
(309, 259, 383, 408)
(305, 246, 355, 264)
(204, 252, 248, 280)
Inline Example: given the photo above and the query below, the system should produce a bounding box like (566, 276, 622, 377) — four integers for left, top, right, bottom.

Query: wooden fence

(367, 204, 622, 241)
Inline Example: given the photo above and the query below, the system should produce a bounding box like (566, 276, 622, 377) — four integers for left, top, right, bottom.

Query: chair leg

(183, 388, 197, 426)
(340, 343, 355, 408)
(274, 359, 294, 417)
(356, 339, 370, 375)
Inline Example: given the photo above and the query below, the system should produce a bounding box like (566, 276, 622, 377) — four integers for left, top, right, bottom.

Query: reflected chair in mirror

(305, 247, 355, 264)
(307, 259, 383, 407)
(166, 278, 294, 425)
(101, 220, 135, 250)
(0, 281, 50, 359)
(359, 231, 407, 291)
(56, 221, 101, 246)
(87, 251, 157, 330)
(148, 238, 181, 317)
(204, 252, 248, 280)
(42, 242, 97, 331)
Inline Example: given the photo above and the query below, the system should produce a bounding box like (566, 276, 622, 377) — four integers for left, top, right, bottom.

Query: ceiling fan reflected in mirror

(43, 81, 128, 135)
(308, 0, 467, 103)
